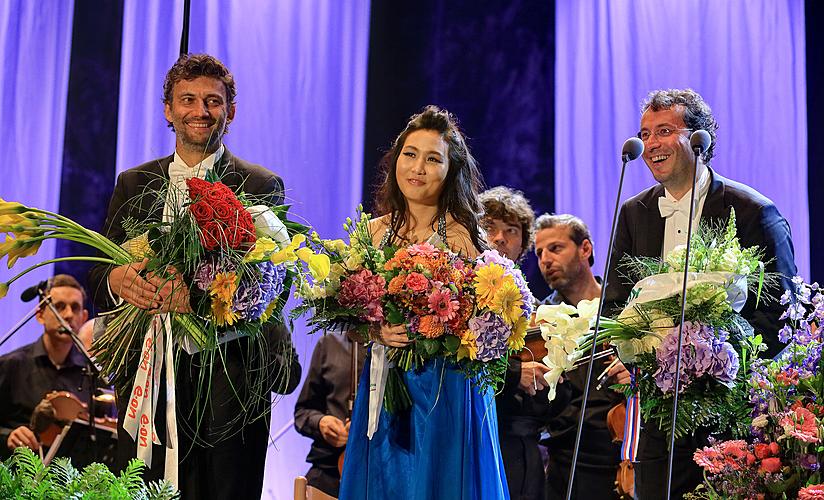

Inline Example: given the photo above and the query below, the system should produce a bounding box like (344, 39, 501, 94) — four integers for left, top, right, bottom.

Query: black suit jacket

(87, 148, 300, 497)
(604, 168, 797, 357)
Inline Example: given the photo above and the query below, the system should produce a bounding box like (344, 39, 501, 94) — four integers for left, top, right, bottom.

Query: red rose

(200, 221, 222, 251)
(768, 442, 780, 456)
(759, 457, 782, 473)
(189, 201, 215, 223)
(186, 178, 211, 199)
(746, 453, 756, 466)
(212, 200, 235, 221)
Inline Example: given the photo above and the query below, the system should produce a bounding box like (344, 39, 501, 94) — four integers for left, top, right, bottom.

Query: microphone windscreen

(621, 137, 644, 161)
(689, 130, 711, 153)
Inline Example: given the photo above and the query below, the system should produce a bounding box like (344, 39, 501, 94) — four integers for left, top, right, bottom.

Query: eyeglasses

(636, 127, 693, 142)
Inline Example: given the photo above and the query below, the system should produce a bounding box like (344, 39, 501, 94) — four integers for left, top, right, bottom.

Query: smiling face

(164, 76, 236, 156)
(639, 105, 696, 194)
(395, 129, 449, 207)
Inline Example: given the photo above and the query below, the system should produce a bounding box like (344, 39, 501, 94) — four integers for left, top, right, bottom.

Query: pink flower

(405, 272, 429, 293)
(338, 269, 386, 322)
(799, 484, 824, 500)
(694, 447, 726, 474)
(693, 440, 749, 474)
(780, 407, 821, 443)
(407, 242, 437, 258)
(427, 289, 460, 321)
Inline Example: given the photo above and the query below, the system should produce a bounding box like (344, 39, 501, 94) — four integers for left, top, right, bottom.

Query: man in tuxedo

(604, 88, 797, 499)
(88, 54, 301, 499)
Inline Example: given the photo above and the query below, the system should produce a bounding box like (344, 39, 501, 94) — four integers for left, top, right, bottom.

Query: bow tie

(658, 196, 697, 218)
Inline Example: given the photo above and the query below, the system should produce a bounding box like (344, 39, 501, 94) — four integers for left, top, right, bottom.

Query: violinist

(534, 214, 631, 499)
(294, 332, 367, 497)
(480, 186, 558, 500)
(0, 274, 90, 457)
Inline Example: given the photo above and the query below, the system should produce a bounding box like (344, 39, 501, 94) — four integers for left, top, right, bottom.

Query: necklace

(380, 212, 447, 248)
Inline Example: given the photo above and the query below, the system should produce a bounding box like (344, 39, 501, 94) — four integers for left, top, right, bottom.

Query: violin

(36, 390, 118, 447)
(607, 394, 635, 498)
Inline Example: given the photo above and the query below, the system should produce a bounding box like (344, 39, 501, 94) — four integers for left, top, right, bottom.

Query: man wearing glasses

(603, 88, 796, 498)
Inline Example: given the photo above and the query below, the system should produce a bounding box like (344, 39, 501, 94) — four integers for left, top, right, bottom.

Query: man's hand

(7, 426, 39, 451)
(606, 358, 631, 386)
(319, 415, 349, 448)
(108, 260, 192, 313)
(371, 323, 412, 348)
(518, 361, 551, 396)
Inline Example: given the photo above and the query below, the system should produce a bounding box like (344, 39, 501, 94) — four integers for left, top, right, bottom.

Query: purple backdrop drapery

(555, 0, 809, 280)
(0, 2, 74, 353)
(116, 1, 370, 498)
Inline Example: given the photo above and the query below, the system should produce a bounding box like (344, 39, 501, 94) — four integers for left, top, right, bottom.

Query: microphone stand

(565, 150, 634, 500)
(0, 296, 52, 351)
(664, 147, 703, 499)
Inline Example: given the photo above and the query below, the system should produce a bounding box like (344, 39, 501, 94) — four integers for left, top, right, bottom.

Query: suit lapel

(637, 185, 665, 257)
(141, 155, 173, 223)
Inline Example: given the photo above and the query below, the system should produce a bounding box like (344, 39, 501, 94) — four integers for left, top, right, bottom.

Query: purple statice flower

(780, 302, 806, 322)
(780, 289, 792, 305)
(193, 257, 237, 291)
(653, 322, 739, 393)
(800, 453, 820, 471)
(778, 325, 793, 343)
(468, 311, 511, 362)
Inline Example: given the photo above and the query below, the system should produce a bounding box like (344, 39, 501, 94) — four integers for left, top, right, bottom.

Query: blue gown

(339, 353, 510, 499)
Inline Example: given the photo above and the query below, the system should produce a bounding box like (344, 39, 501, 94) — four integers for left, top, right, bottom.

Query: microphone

(689, 129, 711, 154)
(621, 137, 644, 162)
(20, 280, 49, 302)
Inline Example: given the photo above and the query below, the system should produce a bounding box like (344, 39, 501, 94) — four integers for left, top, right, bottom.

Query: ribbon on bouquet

(621, 368, 641, 462)
(122, 313, 179, 487)
(366, 344, 389, 439)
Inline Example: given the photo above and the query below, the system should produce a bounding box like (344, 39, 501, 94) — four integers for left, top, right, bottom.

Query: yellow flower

(474, 263, 506, 309)
(0, 282, 8, 299)
(2, 234, 42, 269)
(0, 213, 38, 237)
(209, 272, 238, 303)
(121, 232, 153, 259)
(211, 297, 239, 326)
(0, 198, 27, 216)
(296, 247, 331, 281)
(270, 234, 306, 264)
(457, 330, 478, 361)
(244, 237, 277, 263)
(493, 281, 524, 326)
(322, 239, 348, 254)
(260, 299, 279, 322)
(507, 316, 528, 350)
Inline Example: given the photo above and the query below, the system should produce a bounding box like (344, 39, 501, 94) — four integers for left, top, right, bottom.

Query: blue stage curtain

(116, 1, 370, 496)
(0, 1, 74, 352)
(555, 0, 809, 279)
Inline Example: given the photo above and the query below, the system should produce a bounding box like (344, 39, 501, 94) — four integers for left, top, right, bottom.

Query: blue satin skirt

(339, 355, 509, 500)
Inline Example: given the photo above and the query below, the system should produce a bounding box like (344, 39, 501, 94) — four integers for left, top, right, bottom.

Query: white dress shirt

(659, 163, 711, 258)
(162, 145, 225, 224)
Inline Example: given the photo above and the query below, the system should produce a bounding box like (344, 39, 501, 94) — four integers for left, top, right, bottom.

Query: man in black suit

(88, 54, 301, 499)
(604, 88, 797, 499)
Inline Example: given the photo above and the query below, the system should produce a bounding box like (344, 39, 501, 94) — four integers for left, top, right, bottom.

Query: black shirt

(0, 336, 91, 457)
(294, 332, 367, 497)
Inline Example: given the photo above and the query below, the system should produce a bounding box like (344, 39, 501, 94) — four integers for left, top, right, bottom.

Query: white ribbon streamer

(623, 271, 748, 314)
(122, 313, 179, 487)
(366, 344, 389, 439)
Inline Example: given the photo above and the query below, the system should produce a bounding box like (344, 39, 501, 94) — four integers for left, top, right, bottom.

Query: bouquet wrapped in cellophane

(293, 208, 534, 412)
(541, 208, 776, 441)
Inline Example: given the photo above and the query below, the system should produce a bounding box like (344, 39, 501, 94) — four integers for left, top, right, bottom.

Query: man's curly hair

(162, 54, 236, 130)
(479, 186, 535, 258)
(641, 88, 719, 165)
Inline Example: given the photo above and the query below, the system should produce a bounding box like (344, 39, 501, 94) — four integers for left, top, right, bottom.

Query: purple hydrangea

(468, 311, 511, 362)
(653, 321, 739, 393)
(477, 249, 515, 269)
(233, 261, 286, 321)
(193, 257, 237, 291)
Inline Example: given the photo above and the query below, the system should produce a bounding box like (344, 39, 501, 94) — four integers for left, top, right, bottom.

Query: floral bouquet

(686, 277, 823, 499)
(294, 208, 534, 412)
(0, 172, 323, 455)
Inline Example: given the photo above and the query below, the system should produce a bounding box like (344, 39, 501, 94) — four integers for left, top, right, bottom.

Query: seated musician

(294, 332, 367, 497)
(533, 214, 630, 499)
(0, 274, 90, 457)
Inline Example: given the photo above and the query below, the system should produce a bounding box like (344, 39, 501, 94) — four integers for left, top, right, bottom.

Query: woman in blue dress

(339, 106, 509, 499)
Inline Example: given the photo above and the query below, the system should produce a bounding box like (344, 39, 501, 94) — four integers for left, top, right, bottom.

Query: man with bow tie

(88, 54, 301, 500)
(603, 88, 796, 499)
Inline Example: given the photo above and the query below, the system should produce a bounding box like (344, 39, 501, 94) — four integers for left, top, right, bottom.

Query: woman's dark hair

(375, 105, 486, 252)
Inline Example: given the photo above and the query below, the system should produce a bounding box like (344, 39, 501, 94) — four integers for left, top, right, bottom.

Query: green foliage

(0, 449, 179, 499)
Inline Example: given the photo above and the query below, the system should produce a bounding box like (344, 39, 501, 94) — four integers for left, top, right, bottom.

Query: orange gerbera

(388, 275, 406, 294)
(418, 315, 445, 338)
